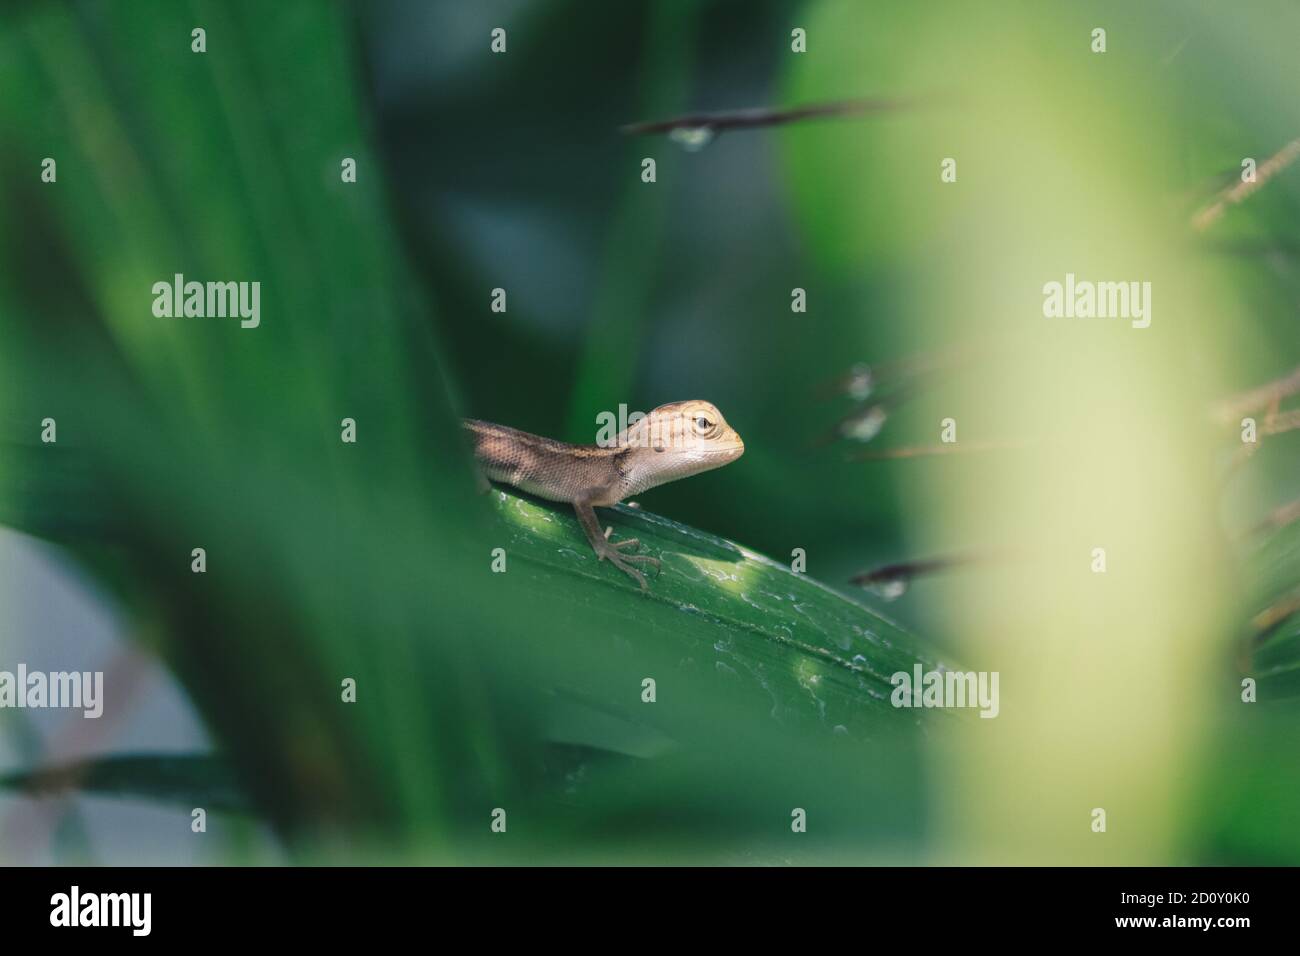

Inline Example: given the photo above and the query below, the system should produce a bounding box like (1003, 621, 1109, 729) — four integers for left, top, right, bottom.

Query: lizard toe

(611, 559, 649, 590)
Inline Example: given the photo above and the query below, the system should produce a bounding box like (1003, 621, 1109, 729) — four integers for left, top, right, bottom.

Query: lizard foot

(596, 531, 661, 590)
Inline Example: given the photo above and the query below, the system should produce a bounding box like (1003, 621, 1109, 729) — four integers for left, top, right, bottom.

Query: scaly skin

(465, 400, 745, 589)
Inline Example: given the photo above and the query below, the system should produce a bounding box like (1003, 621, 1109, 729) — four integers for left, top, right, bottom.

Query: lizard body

(465, 400, 744, 589)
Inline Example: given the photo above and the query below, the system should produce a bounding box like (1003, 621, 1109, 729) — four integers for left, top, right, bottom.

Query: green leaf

(1247, 517, 1300, 697)
(0, 754, 248, 813)
(484, 486, 959, 735)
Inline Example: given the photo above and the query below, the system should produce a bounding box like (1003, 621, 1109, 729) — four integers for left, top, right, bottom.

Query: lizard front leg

(573, 499, 660, 591)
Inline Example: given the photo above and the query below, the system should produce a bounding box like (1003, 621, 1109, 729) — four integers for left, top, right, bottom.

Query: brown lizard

(464, 401, 744, 589)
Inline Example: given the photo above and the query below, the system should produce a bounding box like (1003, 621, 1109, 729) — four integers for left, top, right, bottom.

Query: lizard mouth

(714, 433, 744, 461)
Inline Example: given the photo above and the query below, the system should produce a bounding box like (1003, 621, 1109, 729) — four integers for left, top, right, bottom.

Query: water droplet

(863, 578, 909, 601)
(841, 404, 888, 443)
(846, 363, 874, 401)
(668, 126, 715, 152)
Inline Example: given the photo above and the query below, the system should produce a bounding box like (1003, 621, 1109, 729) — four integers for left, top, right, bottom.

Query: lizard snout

(724, 429, 745, 460)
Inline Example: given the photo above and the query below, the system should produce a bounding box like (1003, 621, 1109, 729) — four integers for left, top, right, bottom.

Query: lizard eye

(695, 416, 712, 433)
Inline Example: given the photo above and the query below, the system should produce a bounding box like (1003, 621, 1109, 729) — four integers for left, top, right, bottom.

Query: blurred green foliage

(0, 0, 945, 863)
(0, 0, 1296, 864)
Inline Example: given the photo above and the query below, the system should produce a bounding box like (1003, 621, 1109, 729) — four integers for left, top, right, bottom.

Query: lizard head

(618, 400, 744, 494)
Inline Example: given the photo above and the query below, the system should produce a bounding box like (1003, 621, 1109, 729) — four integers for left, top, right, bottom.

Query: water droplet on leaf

(669, 126, 715, 152)
(863, 578, 909, 601)
(841, 404, 888, 443)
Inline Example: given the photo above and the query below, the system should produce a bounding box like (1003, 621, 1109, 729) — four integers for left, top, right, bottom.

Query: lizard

(464, 400, 744, 590)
